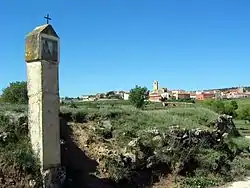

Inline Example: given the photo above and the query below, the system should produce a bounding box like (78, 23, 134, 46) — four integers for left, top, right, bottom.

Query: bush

(129, 85, 149, 109)
(230, 100, 238, 110)
(69, 101, 78, 108)
(237, 105, 250, 121)
(202, 99, 237, 117)
(0, 113, 41, 183)
(71, 111, 87, 123)
(224, 103, 237, 118)
(1, 81, 28, 104)
(181, 176, 220, 188)
(212, 100, 226, 114)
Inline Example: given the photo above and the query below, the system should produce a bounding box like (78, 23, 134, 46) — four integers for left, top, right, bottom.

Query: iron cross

(44, 14, 52, 24)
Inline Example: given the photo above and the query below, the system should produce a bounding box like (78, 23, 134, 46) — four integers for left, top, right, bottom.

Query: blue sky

(1, 1, 250, 97)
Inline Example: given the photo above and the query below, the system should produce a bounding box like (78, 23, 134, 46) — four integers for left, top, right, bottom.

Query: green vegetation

(128, 85, 149, 109)
(223, 98, 250, 112)
(58, 104, 249, 187)
(199, 98, 250, 136)
(0, 101, 249, 187)
(0, 81, 28, 104)
(237, 106, 250, 122)
(234, 119, 250, 136)
(0, 111, 41, 186)
(161, 97, 195, 103)
(105, 91, 122, 99)
(230, 100, 238, 110)
(200, 99, 237, 117)
(0, 83, 250, 187)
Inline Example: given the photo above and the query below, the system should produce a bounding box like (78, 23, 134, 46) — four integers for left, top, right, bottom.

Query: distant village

(61, 80, 250, 102)
(147, 81, 250, 102)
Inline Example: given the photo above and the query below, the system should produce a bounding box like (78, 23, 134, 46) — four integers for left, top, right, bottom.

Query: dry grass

(153, 174, 175, 188)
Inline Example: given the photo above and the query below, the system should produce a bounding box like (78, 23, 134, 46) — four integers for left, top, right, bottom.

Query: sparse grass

(60, 106, 218, 133)
(0, 103, 27, 113)
(63, 99, 196, 111)
(146, 107, 218, 129)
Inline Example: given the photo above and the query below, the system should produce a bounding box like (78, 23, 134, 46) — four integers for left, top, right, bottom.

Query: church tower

(153, 80, 159, 92)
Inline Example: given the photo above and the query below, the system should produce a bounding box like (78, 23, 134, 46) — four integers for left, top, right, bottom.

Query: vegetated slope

(60, 106, 250, 188)
(0, 109, 41, 188)
(0, 102, 249, 188)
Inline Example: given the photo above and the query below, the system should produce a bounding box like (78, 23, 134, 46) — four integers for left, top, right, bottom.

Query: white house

(123, 93, 130, 100)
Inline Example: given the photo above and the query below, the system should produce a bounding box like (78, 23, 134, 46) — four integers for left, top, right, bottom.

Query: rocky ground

(61, 113, 248, 188)
(1, 108, 249, 188)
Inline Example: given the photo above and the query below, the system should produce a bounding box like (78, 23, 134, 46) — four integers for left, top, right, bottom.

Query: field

(66, 98, 250, 136)
(0, 99, 250, 187)
(231, 98, 250, 107)
(234, 119, 250, 136)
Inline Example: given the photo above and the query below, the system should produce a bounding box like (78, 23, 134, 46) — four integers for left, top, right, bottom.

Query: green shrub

(230, 100, 238, 110)
(129, 85, 149, 109)
(1, 81, 28, 104)
(197, 149, 231, 175)
(229, 156, 250, 180)
(103, 157, 133, 182)
(181, 176, 220, 188)
(237, 105, 250, 121)
(224, 103, 237, 117)
(69, 101, 78, 108)
(95, 127, 113, 139)
(201, 99, 237, 117)
(0, 113, 41, 181)
(71, 111, 87, 123)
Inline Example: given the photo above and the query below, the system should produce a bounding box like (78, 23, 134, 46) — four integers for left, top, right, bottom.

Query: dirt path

(224, 136, 250, 188)
(225, 177, 250, 188)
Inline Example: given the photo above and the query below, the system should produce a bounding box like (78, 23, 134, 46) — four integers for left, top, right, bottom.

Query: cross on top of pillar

(44, 14, 52, 24)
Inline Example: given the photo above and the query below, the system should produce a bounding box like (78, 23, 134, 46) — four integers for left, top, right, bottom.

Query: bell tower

(153, 80, 159, 92)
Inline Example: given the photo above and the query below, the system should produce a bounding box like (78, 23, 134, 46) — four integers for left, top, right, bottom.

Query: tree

(99, 93, 105, 98)
(129, 85, 149, 109)
(159, 96, 167, 102)
(210, 100, 225, 114)
(202, 99, 237, 117)
(106, 91, 115, 98)
(223, 103, 237, 118)
(1, 81, 28, 104)
(230, 100, 238, 110)
(238, 106, 250, 122)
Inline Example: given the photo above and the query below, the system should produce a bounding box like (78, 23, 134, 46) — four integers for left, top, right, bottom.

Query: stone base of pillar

(42, 166, 66, 188)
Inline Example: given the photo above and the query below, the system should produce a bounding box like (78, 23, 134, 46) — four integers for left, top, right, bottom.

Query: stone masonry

(25, 24, 64, 187)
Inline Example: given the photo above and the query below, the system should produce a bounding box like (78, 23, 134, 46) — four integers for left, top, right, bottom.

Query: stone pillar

(25, 24, 64, 187)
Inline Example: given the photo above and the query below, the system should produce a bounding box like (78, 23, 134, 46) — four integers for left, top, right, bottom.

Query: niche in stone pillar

(41, 36, 58, 62)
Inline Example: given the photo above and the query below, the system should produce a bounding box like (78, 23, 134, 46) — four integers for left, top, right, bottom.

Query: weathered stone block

(25, 24, 59, 63)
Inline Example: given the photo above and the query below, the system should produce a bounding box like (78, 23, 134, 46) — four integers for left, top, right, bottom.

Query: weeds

(0, 112, 41, 184)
